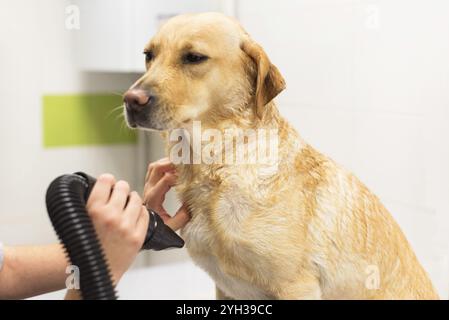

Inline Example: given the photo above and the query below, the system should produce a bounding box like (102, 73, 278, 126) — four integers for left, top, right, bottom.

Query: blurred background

(0, 0, 448, 299)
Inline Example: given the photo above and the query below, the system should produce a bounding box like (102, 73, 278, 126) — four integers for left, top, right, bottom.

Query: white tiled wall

(0, 0, 214, 299)
(238, 0, 449, 298)
(0, 1, 140, 245)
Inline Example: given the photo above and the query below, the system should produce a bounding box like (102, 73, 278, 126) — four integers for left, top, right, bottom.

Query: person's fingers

(124, 191, 143, 225)
(156, 210, 174, 224)
(87, 174, 116, 207)
(144, 172, 177, 208)
(146, 158, 175, 187)
(109, 180, 130, 209)
(144, 161, 154, 184)
(135, 205, 150, 243)
(164, 205, 191, 231)
(145, 157, 171, 181)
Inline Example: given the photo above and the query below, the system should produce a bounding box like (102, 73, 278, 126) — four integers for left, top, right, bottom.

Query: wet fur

(130, 13, 438, 299)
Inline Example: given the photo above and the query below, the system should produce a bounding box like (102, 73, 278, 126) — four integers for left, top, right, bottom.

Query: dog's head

(124, 12, 285, 131)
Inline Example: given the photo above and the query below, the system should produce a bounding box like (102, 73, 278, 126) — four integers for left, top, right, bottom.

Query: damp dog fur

(124, 12, 439, 299)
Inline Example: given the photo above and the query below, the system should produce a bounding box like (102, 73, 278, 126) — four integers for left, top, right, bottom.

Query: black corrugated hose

(45, 172, 185, 300)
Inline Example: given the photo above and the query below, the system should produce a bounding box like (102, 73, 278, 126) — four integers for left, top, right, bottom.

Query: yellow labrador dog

(124, 13, 438, 299)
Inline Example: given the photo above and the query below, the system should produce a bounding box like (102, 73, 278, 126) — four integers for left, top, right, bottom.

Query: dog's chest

(181, 177, 255, 252)
(180, 168, 259, 243)
(179, 170, 274, 299)
(183, 217, 272, 299)
(192, 254, 272, 300)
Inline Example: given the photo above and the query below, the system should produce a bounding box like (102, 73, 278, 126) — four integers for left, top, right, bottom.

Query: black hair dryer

(45, 172, 184, 300)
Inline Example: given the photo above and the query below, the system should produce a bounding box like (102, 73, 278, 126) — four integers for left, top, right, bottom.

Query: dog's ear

(241, 36, 286, 118)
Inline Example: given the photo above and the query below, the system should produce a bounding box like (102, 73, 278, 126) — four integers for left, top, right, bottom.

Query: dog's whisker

(106, 104, 125, 119)
(119, 118, 129, 135)
(108, 90, 125, 97)
(114, 113, 125, 123)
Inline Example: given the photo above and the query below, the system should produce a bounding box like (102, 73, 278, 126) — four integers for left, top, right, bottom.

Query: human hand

(143, 158, 190, 231)
(86, 174, 149, 284)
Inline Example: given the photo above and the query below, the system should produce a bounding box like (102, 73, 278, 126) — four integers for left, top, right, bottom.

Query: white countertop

(30, 258, 215, 300)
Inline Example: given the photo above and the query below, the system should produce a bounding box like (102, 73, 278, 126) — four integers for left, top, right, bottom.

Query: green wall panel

(43, 94, 136, 147)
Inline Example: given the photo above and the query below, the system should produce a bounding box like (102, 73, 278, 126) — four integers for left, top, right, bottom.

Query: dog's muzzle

(123, 89, 154, 128)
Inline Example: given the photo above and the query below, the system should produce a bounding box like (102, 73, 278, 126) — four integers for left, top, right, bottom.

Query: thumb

(164, 205, 191, 231)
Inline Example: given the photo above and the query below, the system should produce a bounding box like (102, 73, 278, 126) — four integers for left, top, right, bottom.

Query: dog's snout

(124, 89, 151, 111)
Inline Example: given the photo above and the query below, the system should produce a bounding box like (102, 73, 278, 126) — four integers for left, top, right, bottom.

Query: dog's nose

(123, 89, 151, 111)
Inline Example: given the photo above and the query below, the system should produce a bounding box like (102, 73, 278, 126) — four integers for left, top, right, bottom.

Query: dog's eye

(183, 53, 208, 64)
(144, 50, 154, 63)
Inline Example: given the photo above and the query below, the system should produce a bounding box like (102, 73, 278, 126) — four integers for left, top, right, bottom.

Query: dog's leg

(216, 286, 234, 300)
(277, 278, 322, 300)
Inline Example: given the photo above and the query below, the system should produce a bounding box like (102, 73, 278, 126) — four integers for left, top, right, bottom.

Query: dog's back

(177, 117, 439, 299)
(293, 143, 439, 299)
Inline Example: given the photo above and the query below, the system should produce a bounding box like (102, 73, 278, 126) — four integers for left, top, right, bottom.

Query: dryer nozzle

(143, 210, 185, 250)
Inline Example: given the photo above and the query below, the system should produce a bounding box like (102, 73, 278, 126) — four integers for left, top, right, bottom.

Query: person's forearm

(0, 244, 69, 299)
